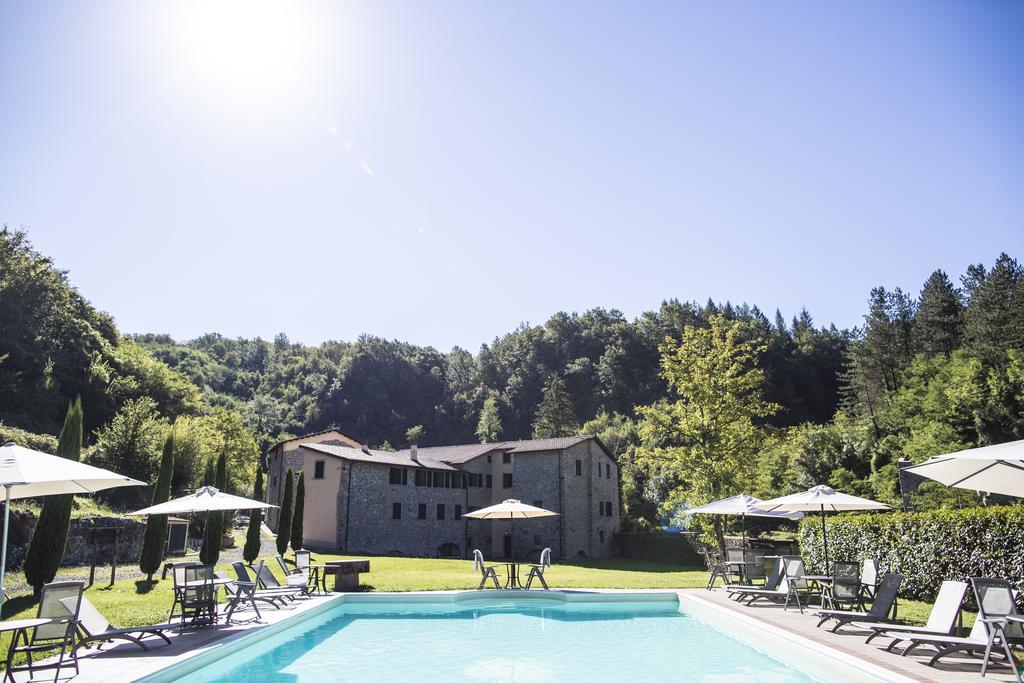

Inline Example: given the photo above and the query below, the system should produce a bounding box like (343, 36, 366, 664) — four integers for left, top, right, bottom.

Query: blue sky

(2, 1, 1022, 350)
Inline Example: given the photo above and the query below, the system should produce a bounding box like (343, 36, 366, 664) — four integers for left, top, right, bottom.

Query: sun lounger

(255, 562, 308, 598)
(854, 580, 967, 650)
(74, 595, 177, 654)
(233, 562, 303, 601)
(737, 557, 812, 612)
(726, 556, 789, 600)
(814, 573, 903, 632)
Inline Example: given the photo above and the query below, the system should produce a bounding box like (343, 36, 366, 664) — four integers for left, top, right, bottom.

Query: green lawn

(0, 553, 963, 670)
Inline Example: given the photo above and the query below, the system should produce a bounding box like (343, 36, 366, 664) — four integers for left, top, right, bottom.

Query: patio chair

(702, 546, 730, 590)
(216, 571, 285, 618)
(814, 573, 903, 632)
(5, 580, 84, 681)
(860, 558, 879, 602)
(821, 561, 862, 611)
(900, 577, 1024, 680)
(854, 580, 967, 650)
(724, 548, 746, 584)
(169, 561, 201, 621)
(231, 562, 299, 603)
(180, 564, 218, 625)
(473, 549, 502, 590)
(74, 595, 178, 654)
(525, 548, 552, 590)
(275, 555, 313, 594)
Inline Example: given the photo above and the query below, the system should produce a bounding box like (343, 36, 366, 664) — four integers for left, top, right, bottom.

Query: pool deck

(691, 587, 1019, 682)
(9, 588, 1021, 682)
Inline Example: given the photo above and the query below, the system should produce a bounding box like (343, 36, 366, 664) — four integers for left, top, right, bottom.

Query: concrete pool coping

(14, 588, 1014, 682)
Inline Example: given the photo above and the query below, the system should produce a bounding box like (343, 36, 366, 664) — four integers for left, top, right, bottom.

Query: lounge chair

(216, 571, 286, 615)
(814, 573, 903, 632)
(4, 580, 84, 681)
(275, 555, 313, 594)
(74, 596, 177, 654)
(473, 549, 502, 590)
(900, 577, 1023, 680)
(525, 548, 552, 590)
(233, 562, 302, 601)
(256, 562, 308, 598)
(854, 580, 967, 650)
(726, 556, 786, 600)
(737, 557, 812, 612)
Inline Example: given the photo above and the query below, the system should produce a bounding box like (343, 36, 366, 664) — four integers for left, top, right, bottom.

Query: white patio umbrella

(0, 441, 146, 601)
(127, 485, 275, 516)
(688, 494, 803, 546)
(758, 485, 890, 573)
(904, 439, 1024, 498)
(464, 499, 558, 564)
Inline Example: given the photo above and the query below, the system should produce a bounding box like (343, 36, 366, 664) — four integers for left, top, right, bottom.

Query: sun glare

(161, 0, 328, 107)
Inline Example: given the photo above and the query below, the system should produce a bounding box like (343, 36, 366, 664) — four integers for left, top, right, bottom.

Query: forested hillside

(4, 226, 1023, 522)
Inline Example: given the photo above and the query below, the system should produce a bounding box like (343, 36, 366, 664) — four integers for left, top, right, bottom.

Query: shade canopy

(904, 439, 1024, 498)
(463, 499, 558, 520)
(128, 485, 275, 516)
(688, 494, 804, 520)
(758, 485, 891, 513)
(0, 441, 145, 499)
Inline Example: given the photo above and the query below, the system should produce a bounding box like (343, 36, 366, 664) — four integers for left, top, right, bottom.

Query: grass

(0, 553, 970, 669)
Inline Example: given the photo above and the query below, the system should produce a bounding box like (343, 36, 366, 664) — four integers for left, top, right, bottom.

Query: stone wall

(2, 511, 145, 570)
(558, 441, 619, 560)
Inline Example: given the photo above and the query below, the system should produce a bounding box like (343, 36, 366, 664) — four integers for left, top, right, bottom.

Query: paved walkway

(694, 588, 1019, 682)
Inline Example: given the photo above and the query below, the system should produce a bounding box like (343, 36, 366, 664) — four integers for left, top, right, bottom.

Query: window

(575, 459, 582, 476)
(437, 504, 446, 520)
(502, 453, 511, 464)
(414, 470, 426, 487)
(389, 467, 404, 485)
(599, 530, 605, 543)
(486, 474, 493, 488)
(432, 471, 443, 487)
(455, 504, 463, 520)
(313, 461, 326, 479)
(418, 503, 427, 520)
(272, 475, 278, 488)
(606, 463, 611, 479)
(487, 455, 492, 463)
(597, 464, 602, 478)
(392, 503, 402, 519)
(607, 501, 614, 516)
(533, 534, 541, 545)
(502, 473, 513, 489)
(598, 502, 604, 517)
(533, 500, 543, 508)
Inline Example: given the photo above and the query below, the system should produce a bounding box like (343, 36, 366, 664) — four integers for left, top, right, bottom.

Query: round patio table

(2, 618, 54, 682)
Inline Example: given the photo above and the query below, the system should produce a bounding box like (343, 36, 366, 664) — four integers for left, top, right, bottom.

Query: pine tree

(139, 429, 175, 580)
(914, 269, 963, 355)
(532, 376, 578, 438)
(243, 468, 264, 563)
(963, 253, 1021, 366)
(276, 468, 294, 555)
(290, 471, 305, 552)
(200, 450, 227, 565)
(475, 392, 502, 443)
(23, 398, 82, 596)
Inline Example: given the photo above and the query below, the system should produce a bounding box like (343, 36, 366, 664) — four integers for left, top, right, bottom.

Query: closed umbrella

(904, 439, 1024, 498)
(688, 494, 803, 546)
(758, 485, 890, 573)
(0, 441, 146, 601)
(464, 499, 557, 585)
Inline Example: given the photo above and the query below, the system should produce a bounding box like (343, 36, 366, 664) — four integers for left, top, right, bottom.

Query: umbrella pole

(820, 506, 829, 575)
(741, 514, 746, 548)
(1, 485, 11, 607)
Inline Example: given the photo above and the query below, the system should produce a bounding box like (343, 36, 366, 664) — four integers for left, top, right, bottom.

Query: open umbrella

(0, 441, 146, 601)
(758, 485, 890, 573)
(904, 439, 1024, 498)
(688, 494, 803, 546)
(127, 485, 275, 516)
(464, 499, 558, 567)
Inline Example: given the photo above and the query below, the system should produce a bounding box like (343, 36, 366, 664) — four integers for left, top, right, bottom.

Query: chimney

(410, 443, 418, 462)
(362, 443, 371, 455)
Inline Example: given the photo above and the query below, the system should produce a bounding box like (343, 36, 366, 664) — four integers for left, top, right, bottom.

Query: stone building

(265, 431, 620, 561)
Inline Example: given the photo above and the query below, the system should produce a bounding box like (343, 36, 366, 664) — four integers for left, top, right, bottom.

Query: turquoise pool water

(175, 596, 822, 682)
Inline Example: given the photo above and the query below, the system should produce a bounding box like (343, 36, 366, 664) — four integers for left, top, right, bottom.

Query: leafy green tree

(532, 376, 578, 438)
(23, 398, 82, 596)
(914, 270, 963, 356)
(243, 468, 264, 563)
(276, 468, 294, 555)
(405, 425, 425, 445)
(475, 392, 502, 443)
(139, 428, 175, 580)
(199, 450, 227, 565)
(290, 471, 305, 552)
(634, 316, 779, 538)
(90, 397, 167, 506)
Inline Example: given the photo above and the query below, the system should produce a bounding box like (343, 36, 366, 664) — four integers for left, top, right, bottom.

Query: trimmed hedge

(615, 532, 703, 566)
(797, 505, 1024, 600)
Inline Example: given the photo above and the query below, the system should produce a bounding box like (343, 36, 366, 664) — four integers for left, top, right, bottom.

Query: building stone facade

(265, 433, 620, 561)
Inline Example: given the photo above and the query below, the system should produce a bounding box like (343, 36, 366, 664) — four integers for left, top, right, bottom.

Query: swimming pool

(139, 592, 904, 682)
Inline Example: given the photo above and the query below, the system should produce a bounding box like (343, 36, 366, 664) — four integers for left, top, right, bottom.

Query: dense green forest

(3, 227, 1023, 522)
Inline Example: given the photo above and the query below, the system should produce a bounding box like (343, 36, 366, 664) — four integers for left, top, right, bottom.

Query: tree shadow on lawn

(567, 559, 705, 574)
(132, 579, 159, 595)
(0, 593, 37, 619)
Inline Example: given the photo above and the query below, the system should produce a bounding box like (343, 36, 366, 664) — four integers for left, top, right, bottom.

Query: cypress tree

(476, 392, 502, 443)
(243, 468, 264, 563)
(914, 269, 963, 356)
(139, 429, 175, 580)
(199, 450, 227, 565)
(276, 468, 294, 555)
(23, 398, 82, 596)
(290, 471, 305, 553)
(532, 376, 578, 438)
